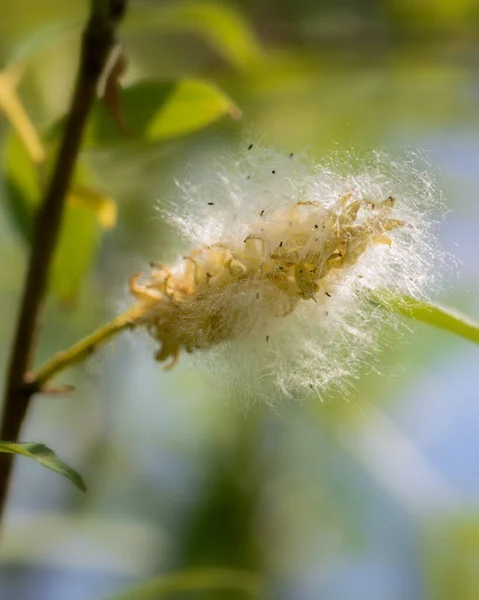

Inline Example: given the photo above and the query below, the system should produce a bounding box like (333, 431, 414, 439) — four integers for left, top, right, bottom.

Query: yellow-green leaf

(83, 79, 240, 147)
(0, 65, 45, 164)
(49, 198, 101, 306)
(0, 441, 86, 492)
(372, 291, 479, 344)
(145, 79, 241, 141)
(49, 176, 116, 304)
(2, 132, 116, 303)
(127, 2, 262, 70)
(69, 185, 117, 230)
(2, 130, 39, 240)
(107, 568, 263, 599)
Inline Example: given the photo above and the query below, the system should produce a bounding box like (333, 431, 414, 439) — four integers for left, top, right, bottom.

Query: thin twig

(30, 306, 142, 390)
(0, 0, 127, 524)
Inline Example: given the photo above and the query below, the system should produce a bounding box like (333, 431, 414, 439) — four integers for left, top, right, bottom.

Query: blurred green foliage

(0, 1, 479, 600)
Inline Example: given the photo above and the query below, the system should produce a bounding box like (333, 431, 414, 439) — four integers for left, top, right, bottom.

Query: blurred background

(1, 0, 479, 598)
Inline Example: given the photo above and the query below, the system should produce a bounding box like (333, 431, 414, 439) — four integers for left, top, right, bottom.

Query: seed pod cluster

(128, 144, 445, 401)
(130, 193, 403, 369)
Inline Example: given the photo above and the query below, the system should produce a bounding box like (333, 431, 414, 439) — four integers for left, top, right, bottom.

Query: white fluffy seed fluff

(129, 144, 447, 405)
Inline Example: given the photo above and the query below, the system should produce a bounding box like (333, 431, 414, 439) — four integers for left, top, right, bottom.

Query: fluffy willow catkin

(128, 144, 446, 404)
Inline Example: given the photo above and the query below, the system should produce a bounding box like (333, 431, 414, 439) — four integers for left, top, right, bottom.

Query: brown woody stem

(0, 0, 127, 527)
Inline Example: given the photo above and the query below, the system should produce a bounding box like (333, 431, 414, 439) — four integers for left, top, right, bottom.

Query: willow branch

(0, 0, 127, 522)
(30, 307, 142, 389)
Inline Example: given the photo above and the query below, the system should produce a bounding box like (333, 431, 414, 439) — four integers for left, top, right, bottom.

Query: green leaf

(0, 441, 86, 492)
(0, 66, 46, 164)
(2, 131, 39, 241)
(82, 79, 240, 148)
(127, 2, 262, 70)
(372, 291, 479, 344)
(49, 197, 101, 306)
(2, 132, 116, 304)
(69, 184, 117, 230)
(107, 568, 263, 599)
(49, 175, 117, 305)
